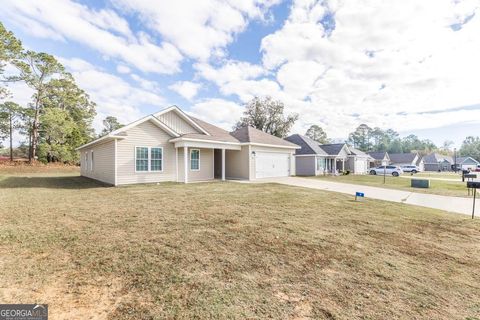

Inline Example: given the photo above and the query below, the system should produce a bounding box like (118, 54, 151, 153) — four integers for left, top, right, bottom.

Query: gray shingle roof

(368, 152, 388, 160)
(183, 116, 240, 143)
(456, 156, 479, 164)
(389, 153, 418, 164)
(285, 134, 328, 155)
(230, 126, 299, 148)
(423, 153, 453, 164)
(349, 147, 369, 157)
(319, 143, 346, 156)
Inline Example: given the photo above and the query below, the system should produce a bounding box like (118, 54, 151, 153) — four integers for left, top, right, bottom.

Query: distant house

(423, 153, 453, 171)
(454, 156, 480, 171)
(368, 151, 390, 167)
(285, 134, 372, 175)
(389, 152, 424, 171)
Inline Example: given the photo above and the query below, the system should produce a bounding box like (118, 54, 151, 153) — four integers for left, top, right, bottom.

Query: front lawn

(1, 167, 479, 319)
(314, 174, 471, 197)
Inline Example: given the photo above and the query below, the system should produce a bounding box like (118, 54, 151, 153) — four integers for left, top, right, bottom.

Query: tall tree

(0, 22, 23, 99)
(305, 125, 329, 144)
(101, 116, 123, 136)
(234, 96, 299, 138)
(0, 101, 24, 161)
(348, 124, 372, 151)
(9, 51, 66, 161)
(459, 136, 480, 160)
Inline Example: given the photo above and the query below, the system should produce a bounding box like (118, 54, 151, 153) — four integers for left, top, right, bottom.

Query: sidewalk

(249, 177, 477, 217)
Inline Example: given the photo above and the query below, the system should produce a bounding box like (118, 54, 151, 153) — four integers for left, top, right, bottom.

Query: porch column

(221, 148, 226, 181)
(342, 159, 345, 171)
(175, 147, 178, 182)
(183, 146, 188, 184)
(333, 158, 337, 173)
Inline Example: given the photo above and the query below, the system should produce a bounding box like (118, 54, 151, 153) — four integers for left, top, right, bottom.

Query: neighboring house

(285, 135, 371, 175)
(454, 156, 480, 171)
(389, 152, 424, 170)
(368, 151, 390, 167)
(77, 106, 299, 185)
(284, 134, 329, 176)
(423, 153, 453, 171)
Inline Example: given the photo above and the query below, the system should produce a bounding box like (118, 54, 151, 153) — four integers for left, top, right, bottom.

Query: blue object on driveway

(355, 192, 364, 201)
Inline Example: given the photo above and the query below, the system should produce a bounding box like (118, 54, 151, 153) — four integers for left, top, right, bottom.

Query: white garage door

(355, 160, 367, 174)
(255, 152, 290, 178)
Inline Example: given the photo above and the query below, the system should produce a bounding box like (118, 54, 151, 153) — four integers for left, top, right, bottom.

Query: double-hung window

(190, 149, 200, 171)
(136, 147, 149, 172)
(150, 147, 162, 171)
(135, 147, 163, 172)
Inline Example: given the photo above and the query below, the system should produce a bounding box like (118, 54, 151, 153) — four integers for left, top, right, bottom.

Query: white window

(136, 147, 149, 172)
(150, 147, 163, 171)
(135, 146, 163, 172)
(90, 151, 94, 171)
(190, 149, 200, 171)
(316, 157, 326, 171)
(85, 152, 88, 171)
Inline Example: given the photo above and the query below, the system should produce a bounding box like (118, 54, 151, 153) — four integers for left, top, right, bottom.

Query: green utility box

(411, 179, 430, 188)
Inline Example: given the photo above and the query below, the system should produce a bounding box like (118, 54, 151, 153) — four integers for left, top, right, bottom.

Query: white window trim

(150, 147, 164, 172)
(90, 150, 94, 172)
(85, 152, 88, 171)
(134, 146, 164, 173)
(135, 146, 149, 173)
(190, 149, 200, 171)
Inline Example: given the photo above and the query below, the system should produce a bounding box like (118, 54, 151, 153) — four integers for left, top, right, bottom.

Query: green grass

(1, 166, 479, 319)
(313, 174, 471, 197)
(413, 172, 464, 180)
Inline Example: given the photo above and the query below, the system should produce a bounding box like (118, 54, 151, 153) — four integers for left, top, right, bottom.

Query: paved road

(249, 177, 477, 217)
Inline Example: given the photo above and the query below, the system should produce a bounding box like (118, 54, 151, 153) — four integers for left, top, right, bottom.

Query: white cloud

(114, 0, 281, 61)
(0, 0, 183, 74)
(195, 60, 266, 86)
(168, 81, 202, 101)
(189, 98, 243, 130)
(58, 57, 165, 132)
(116, 65, 131, 74)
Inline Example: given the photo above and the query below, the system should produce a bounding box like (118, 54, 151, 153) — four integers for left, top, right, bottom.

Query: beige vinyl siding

(116, 120, 176, 185)
(80, 140, 115, 185)
(225, 146, 250, 180)
(156, 110, 200, 134)
(249, 145, 296, 179)
(295, 155, 316, 176)
(177, 147, 214, 182)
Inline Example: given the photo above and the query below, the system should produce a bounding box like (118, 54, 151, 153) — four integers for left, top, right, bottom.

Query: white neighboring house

(454, 156, 480, 171)
(77, 106, 300, 185)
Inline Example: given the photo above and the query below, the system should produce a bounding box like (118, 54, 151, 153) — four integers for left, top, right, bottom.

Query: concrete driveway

(249, 177, 477, 217)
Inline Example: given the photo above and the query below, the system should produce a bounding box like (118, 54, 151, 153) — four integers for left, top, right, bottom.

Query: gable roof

(349, 147, 370, 157)
(456, 156, 480, 164)
(389, 153, 418, 164)
(319, 143, 348, 156)
(368, 151, 389, 161)
(154, 105, 210, 135)
(77, 114, 180, 150)
(284, 134, 328, 155)
(423, 153, 453, 164)
(230, 126, 299, 148)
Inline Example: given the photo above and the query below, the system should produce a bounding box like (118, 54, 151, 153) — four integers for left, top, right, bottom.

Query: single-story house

(454, 156, 480, 171)
(368, 151, 390, 167)
(423, 153, 453, 171)
(77, 106, 299, 185)
(284, 134, 371, 175)
(389, 152, 424, 171)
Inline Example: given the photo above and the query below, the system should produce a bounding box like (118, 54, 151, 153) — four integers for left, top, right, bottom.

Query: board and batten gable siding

(225, 146, 250, 180)
(295, 155, 316, 176)
(249, 145, 296, 179)
(177, 147, 214, 182)
(116, 120, 176, 185)
(80, 140, 115, 185)
(156, 110, 200, 135)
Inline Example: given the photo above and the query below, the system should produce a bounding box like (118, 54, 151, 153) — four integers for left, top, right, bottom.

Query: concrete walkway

(248, 177, 477, 217)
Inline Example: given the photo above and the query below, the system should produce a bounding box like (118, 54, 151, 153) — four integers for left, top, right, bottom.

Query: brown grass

(1, 167, 479, 319)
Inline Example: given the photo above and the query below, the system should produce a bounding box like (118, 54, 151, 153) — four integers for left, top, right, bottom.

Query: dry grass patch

(1, 167, 479, 319)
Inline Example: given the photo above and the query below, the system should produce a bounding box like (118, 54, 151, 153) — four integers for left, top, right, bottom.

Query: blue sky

(1, 0, 480, 148)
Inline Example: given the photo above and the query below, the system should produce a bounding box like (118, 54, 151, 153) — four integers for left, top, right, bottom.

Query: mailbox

(465, 174, 477, 179)
(467, 181, 480, 189)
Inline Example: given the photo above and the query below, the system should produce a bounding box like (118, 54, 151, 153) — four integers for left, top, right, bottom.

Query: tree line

(234, 96, 480, 159)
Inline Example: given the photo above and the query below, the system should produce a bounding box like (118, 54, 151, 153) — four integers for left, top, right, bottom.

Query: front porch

(326, 157, 347, 174)
(173, 140, 241, 183)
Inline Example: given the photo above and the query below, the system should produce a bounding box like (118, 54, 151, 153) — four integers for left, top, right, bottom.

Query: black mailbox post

(466, 181, 480, 219)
